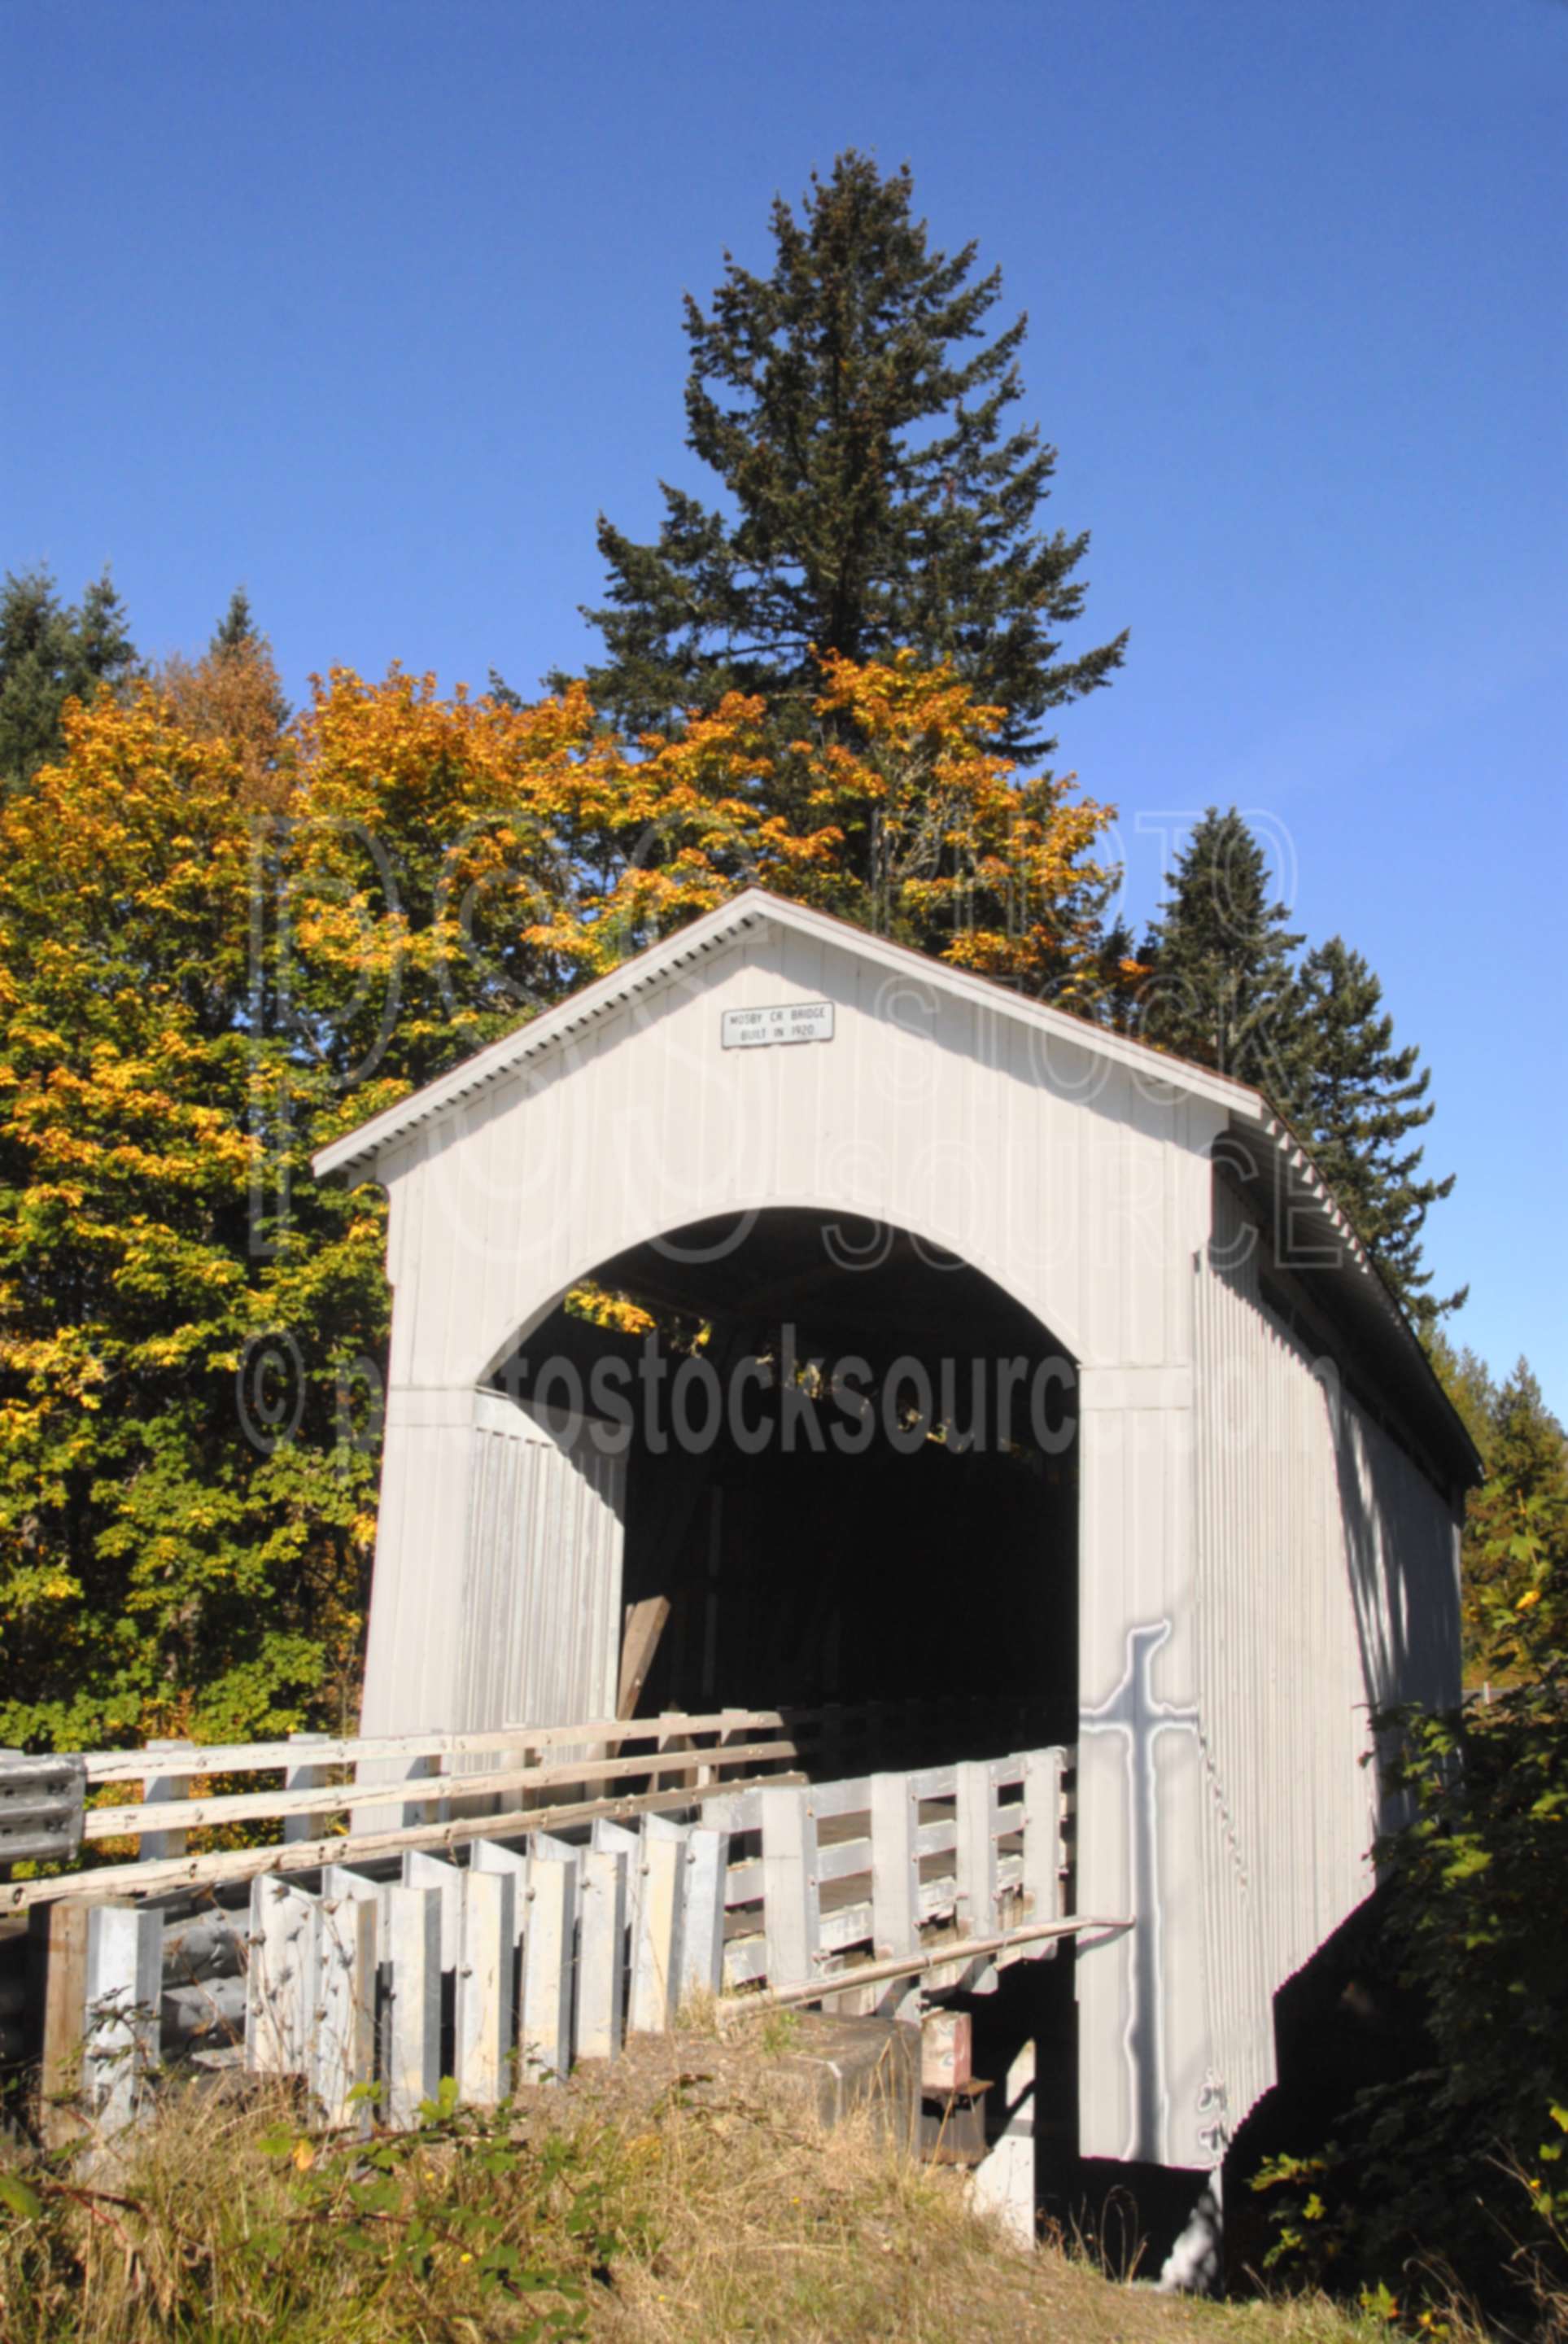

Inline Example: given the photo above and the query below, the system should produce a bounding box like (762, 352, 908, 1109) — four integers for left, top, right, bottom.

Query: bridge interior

(493, 1207, 1079, 1773)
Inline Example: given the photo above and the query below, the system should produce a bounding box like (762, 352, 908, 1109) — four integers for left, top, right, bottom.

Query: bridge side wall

(1180, 1175, 1461, 2153)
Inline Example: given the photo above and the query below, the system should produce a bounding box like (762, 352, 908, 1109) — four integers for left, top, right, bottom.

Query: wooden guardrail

(25, 1742, 1094, 2143)
(3, 1693, 1050, 1912)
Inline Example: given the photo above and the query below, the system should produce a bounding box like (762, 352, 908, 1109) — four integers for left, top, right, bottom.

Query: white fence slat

(957, 1760, 999, 1935)
(282, 1732, 334, 1845)
(403, 1848, 464, 1971)
(699, 1785, 763, 1833)
(871, 1771, 919, 1962)
(312, 1881, 378, 2127)
(721, 1855, 762, 1908)
(809, 1775, 871, 1822)
(83, 1903, 162, 2132)
(818, 1900, 875, 1956)
(630, 1814, 687, 2032)
(679, 1826, 728, 2001)
(575, 1848, 627, 2060)
(384, 1882, 441, 2126)
(907, 1762, 957, 1800)
(519, 1848, 575, 2083)
(760, 1784, 819, 1991)
(723, 1932, 767, 1987)
(1023, 1747, 1065, 1926)
(815, 1833, 873, 1886)
(456, 1865, 515, 2106)
(245, 1877, 320, 2073)
(956, 1759, 1001, 1994)
(322, 1864, 389, 2079)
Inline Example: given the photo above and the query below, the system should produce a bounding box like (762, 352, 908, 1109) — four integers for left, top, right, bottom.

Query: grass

(0, 2041, 1460, 2344)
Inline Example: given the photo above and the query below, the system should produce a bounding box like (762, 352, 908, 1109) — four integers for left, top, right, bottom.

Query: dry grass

(0, 2034, 1413, 2344)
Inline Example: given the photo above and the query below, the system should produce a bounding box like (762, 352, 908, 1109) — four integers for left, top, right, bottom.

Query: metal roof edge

(1238, 1108, 1483, 1486)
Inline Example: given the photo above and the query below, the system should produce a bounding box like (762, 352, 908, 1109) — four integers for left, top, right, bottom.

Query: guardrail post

(456, 1864, 515, 2106)
(312, 1874, 377, 2129)
(83, 1902, 164, 2136)
(760, 1783, 819, 1993)
(142, 1738, 197, 1862)
(679, 1825, 728, 2002)
(245, 1877, 321, 2075)
(575, 1848, 627, 2060)
(520, 1843, 575, 2083)
(870, 1769, 920, 2018)
(1023, 1748, 1065, 1931)
(282, 1733, 334, 1845)
(470, 1839, 529, 1963)
(402, 1848, 464, 1971)
(956, 1760, 1001, 1994)
(592, 1817, 641, 1957)
(383, 1883, 442, 2127)
(31, 1897, 91, 2147)
(630, 1814, 687, 2031)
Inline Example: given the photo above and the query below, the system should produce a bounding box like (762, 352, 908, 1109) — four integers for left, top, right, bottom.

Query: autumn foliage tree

(0, 648, 1118, 1750)
(0, 688, 378, 1748)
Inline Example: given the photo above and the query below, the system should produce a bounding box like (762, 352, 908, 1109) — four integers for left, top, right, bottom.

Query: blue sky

(4, 0, 1564, 1406)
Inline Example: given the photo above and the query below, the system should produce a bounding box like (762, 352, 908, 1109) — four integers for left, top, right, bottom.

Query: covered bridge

(314, 886, 1476, 2180)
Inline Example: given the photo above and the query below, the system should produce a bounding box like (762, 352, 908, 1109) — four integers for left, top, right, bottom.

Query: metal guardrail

(0, 1750, 86, 1869)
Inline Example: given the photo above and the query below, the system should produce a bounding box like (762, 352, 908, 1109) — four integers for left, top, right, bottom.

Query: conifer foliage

(1142, 805, 1304, 1097)
(1296, 936, 1464, 1325)
(579, 152, 1126, 752)
(1142, 807, 1461, 1327)
(0, 565, 138, 795)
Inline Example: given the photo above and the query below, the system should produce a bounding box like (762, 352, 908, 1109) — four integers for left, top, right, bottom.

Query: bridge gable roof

(312, 886, 1257, 1182)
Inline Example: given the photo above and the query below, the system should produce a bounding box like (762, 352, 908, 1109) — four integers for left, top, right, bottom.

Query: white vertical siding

(1189, 1177, 1461, 2147)
(456, 1394, 625, 1744)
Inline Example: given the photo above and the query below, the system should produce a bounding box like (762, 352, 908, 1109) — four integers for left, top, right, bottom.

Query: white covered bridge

(312, 885, 1474, 2183)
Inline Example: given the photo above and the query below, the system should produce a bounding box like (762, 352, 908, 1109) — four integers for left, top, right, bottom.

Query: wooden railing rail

(4, 1693, 1055, 1914)
(75, 1705, 816, 1786)
(82, 1736, 802, 1843)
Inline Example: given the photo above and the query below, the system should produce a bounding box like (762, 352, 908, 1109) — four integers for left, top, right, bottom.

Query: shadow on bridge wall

(1330, 1385, 1461, 1813)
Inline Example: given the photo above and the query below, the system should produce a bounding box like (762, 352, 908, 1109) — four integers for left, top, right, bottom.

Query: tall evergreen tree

(0, 564, 137, 794)
(211, 586, 260, 656)
(1295, 935, 1463, 1324)
(1141, 807, 1305, 1099)
(576, 152, 1125, 754)
(202, 586, 290, 736)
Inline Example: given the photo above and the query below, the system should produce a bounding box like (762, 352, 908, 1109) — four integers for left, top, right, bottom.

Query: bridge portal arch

(473, 1205, 1081, 1750)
